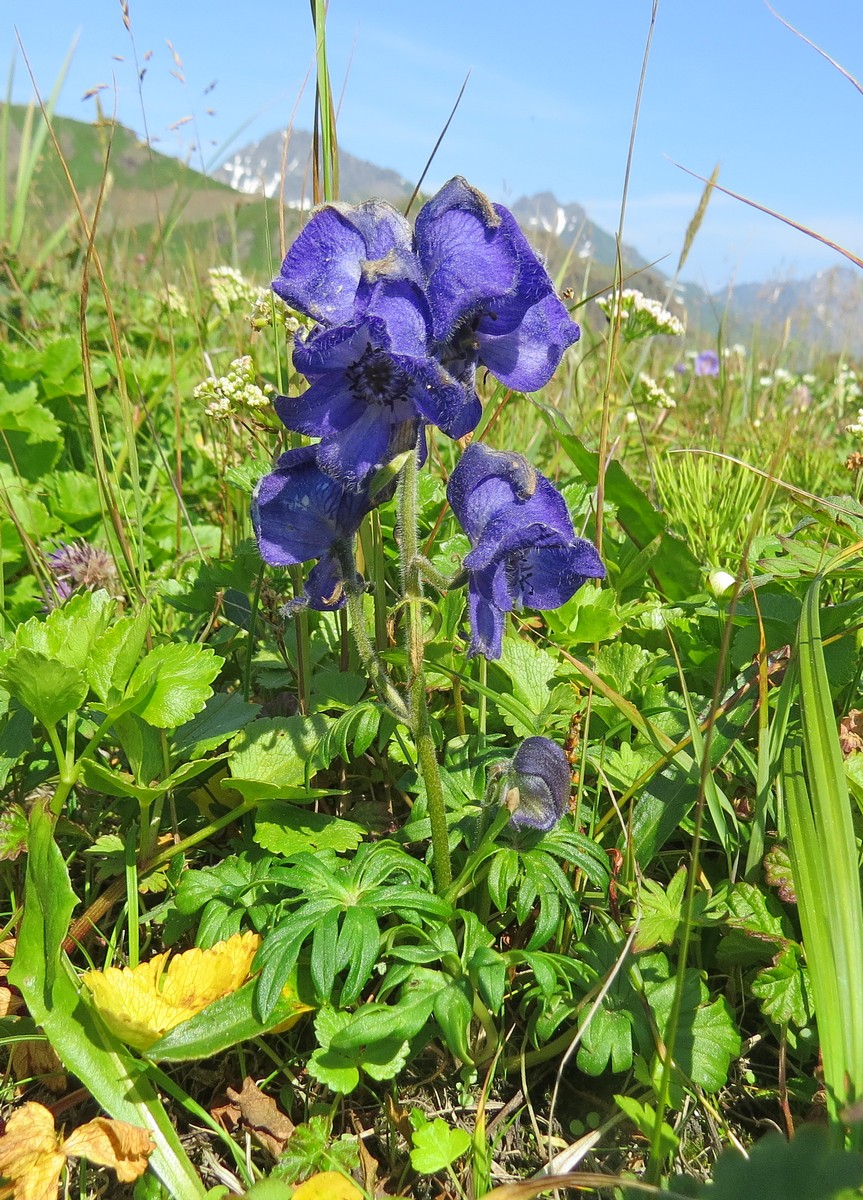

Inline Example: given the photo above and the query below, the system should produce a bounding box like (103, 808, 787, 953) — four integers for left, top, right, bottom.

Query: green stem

(336, 539, 409, 722)
(399, 448, 452, 892)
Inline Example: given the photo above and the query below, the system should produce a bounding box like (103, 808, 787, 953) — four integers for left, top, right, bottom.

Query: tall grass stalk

(781, 565, 863, 1140)
(310, 0, 338, 203)
(2, 40, 76, 254)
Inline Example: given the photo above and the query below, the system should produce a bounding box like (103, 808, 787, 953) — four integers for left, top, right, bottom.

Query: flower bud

(707, 569, 736, 598)
(500, 736, 570, 832)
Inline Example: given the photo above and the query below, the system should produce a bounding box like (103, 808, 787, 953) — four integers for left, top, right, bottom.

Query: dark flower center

(505, 549, 532, 603)
(345, 346, 410, 408)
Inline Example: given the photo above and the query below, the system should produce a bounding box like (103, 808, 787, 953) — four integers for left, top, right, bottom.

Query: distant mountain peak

(213, 128, 411, 207)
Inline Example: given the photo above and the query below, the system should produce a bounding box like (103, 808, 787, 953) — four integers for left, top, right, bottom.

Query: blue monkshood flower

(272, 198, 420, 329)
(251, 445, 376, 610)
(276, 281, 479, 489)
(414, 177, 581, 393)
(500, 736, 571, 832)
(694, 349, 720, 378)
(446, 443, 606, 659)
(269, 179, 580, 490)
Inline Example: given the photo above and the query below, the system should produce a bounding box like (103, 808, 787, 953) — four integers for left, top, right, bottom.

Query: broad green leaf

(0, 800, 27, 860)
(409, 1116, 471, 1174)
(0, 381, 61, 441)
(433, 978, 475, 1064)
(87, 604, 150, 702)
(254, 804, 364, 855)
(0, 702, 34, 789)
(1, 647, 87, 726)
(546, 583, 628, 644)
(172, 690, 261, 757)
(127, 641, 223, 728)
(306, 1007, 411, 1093)
(633, 867, 688, 952)
(229, 715, 332, 801)
(577, 1003, 635, 1075)
(751, 945, 813, 1028)
(496, 637, 558, 736)
(13, 589, 114, 671)
(146, 975, 312, 1062)
(703, 1125, 863, 1200)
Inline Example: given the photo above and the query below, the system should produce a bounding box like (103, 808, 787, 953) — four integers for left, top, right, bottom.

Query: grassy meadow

(3, 15, 863, 1200)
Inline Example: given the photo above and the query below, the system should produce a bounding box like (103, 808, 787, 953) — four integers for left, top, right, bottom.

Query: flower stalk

(399, 445, 452, 891)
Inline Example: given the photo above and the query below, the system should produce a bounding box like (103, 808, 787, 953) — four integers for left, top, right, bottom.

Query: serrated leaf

(1, 648, 88, 726)
(0, 703, 34, 790)
(254, 804, 364, 855)
(172, 690, 261, 757)
(0, 381, 61, 441)
(409, 1117, 471, 1174)
(704, 1124, 863, 1200)
(127, 642, 223, 728)
(14, 589, 115, 672)
(633, 867, 688, 952)
(751, 944, 813, 1028)
(577, 1004, 635, 1075)
(0, 801, 28, 860)
(229, 715, 331, 801)
(764, 842, 797, 903)
(87, 605, 150, 702)
(496, 638, 558, 736)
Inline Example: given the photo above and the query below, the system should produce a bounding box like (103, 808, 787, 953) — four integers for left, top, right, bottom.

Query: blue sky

(4, 0, 863, 291)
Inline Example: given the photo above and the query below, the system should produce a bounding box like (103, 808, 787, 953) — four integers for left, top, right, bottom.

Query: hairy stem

(399, 448, 452, 891)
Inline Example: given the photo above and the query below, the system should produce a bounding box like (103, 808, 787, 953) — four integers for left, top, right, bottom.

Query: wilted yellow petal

(62, 1117, 154, 1183)
(291, 1172, 363, 1200)
(0, 1103, 66, 1200)
(81, 932, 262, 1051)
(159, 930, 259, 1011)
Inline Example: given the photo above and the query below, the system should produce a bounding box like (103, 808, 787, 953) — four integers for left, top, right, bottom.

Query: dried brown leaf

(62, 1117, 154, 1183)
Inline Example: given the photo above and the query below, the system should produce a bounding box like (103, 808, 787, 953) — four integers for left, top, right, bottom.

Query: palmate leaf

(409, 1115, 471, 1174)
(12, 589, 115, 672)
(750, 944, 813, 1028)
(126, 642, 224, 728)
(0, 648, 88, 726)
(633, 868, 688, 952)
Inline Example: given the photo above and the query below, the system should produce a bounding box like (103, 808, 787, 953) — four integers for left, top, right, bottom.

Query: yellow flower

(0, 1102, 153, 1200)
(81, 931, 261, 1051)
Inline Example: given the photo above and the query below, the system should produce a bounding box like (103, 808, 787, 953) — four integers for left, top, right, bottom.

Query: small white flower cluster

(158, 284, 189, 318)
(635, 372, 676, 409)
(846, 408, 863, 436)
(208, 266, 260, 319)
(597, 289, 685, 339)
(194, 355, 274, 419)
(249, 287, 302, 333)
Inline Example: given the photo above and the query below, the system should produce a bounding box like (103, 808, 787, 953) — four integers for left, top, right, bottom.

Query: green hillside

(1, 103, 298, 279)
